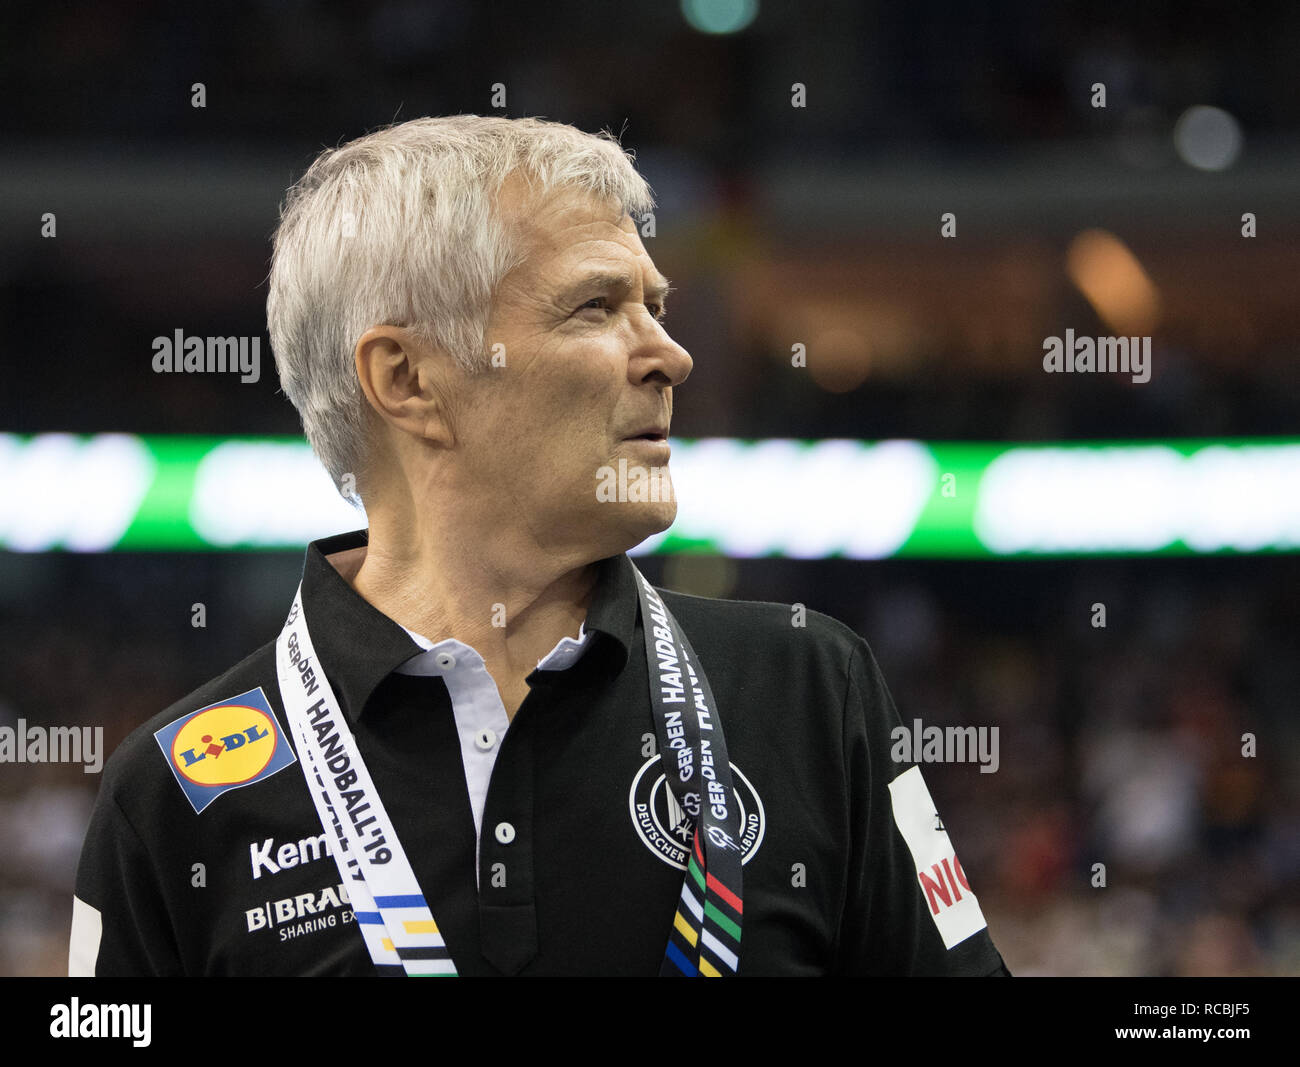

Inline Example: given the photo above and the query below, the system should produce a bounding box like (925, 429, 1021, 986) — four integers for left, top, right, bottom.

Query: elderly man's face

(455, 181, 693, 556)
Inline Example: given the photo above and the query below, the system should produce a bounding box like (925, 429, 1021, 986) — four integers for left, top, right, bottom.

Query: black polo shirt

(71, 528, 1010, 976)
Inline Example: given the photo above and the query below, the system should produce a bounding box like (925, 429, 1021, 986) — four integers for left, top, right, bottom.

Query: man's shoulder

(98, 638, 282, 812)
(655, 584, 868, 678)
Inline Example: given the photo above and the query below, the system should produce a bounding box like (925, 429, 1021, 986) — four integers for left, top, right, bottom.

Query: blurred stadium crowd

(1, 0, 1297, 975)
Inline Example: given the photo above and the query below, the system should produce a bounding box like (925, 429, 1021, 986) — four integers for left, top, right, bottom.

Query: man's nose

(631, 316, 693, 387)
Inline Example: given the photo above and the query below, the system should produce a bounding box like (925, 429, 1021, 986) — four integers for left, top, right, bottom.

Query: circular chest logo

(628, 756, 765, 870)
(171, 704, 278, 787)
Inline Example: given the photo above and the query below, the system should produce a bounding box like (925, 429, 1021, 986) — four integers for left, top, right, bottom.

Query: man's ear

(354, 325, 454, 448)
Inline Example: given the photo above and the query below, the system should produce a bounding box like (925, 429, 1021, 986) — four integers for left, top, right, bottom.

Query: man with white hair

(70, 115, 1010, 977)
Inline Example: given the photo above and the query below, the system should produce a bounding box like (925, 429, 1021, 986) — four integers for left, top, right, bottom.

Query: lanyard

(633, 567, 744, 975)
(274, 560, 742, 977)
(276, 589, 453, 975)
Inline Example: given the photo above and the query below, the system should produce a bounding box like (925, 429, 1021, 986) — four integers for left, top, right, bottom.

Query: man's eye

(575, 297, 667, 322)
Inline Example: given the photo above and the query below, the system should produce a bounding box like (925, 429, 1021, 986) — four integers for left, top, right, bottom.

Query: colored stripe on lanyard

(275, 561, 741, 977)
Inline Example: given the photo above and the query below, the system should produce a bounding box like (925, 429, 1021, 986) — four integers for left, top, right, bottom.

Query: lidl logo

(155, 687, 296, 813)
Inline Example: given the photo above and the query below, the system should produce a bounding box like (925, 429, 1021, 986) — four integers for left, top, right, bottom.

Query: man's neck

(339, 516, 601, 712)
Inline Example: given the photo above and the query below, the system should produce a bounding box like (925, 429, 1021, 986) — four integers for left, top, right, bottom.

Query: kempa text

(250, 831, 332, 880)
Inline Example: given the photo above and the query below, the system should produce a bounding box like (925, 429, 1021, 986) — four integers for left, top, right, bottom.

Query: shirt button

(475, 728, 497, 751)
(435, 652, 456, 669)
(494, 821, 516, 845)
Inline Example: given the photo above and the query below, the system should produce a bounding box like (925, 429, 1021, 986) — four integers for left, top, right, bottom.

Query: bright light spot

(1173, 105, 1243, 171)
(1066, 229, 1161, 335)
(190, 441, 363, 546)
(1182, 445, 1300, 551)
(807, 328, 872, 394)
(681, 0, 758, 35)
(0, 434, 155, 551)
(664, 438, 936, 558)
(974, 444, 1300, 554)
(974, 447, 1185, 553)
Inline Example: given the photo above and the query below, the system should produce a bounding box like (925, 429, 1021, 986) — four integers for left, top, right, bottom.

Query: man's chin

(590, 497, 678, 557)
(584, 457, 678, 553)
(635, 496, 678, 539)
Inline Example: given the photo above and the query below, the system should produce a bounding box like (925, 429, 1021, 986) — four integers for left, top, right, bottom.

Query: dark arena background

(0, 0, 1297, 1030)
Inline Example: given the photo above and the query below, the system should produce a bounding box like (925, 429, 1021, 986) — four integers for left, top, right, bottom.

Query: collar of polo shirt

(301, 528, 639, 724)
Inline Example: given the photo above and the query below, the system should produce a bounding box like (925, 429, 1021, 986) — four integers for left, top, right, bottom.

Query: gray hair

(266, 114, 656, 502)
